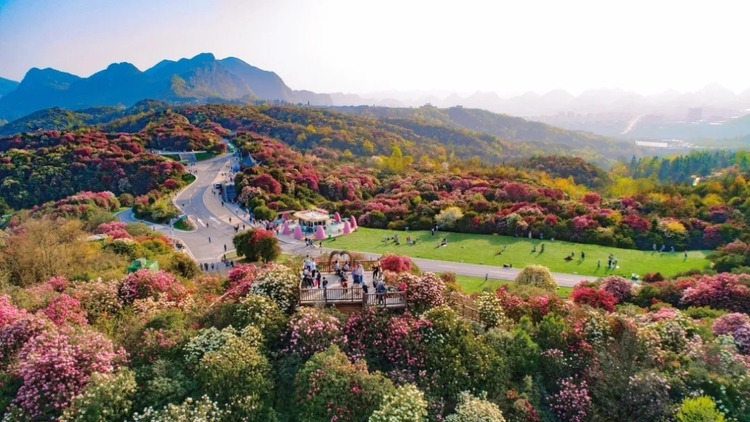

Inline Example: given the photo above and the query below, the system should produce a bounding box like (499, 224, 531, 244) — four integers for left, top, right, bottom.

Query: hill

(1, 102, 654, 164)
(0, 53, 333, 121)
(0, 76, 18, 97)
(335, 105, 640, 165)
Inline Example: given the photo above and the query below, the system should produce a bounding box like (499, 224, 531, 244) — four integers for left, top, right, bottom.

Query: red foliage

(681, 273, 750, 313)
(572, 287, 617, 312)
(379, 254, 413, 273)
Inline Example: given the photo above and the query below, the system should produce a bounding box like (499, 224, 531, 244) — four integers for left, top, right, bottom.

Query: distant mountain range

(0, 53, 332, 121)
(332, 84, 750, 118)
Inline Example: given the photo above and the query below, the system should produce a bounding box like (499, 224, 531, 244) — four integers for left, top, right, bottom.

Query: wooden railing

(299, 287, 406, 308)
(448, 292, 481, 322)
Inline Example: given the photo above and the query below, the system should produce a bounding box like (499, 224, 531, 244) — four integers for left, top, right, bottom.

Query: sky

(0, 0, 748, 96)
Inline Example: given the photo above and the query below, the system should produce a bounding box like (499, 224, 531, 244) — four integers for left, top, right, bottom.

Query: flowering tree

(282, 307, 347, 359)
(435, 206, 463, 229)
(572, 287, 618, 312)
(380, 254, 414, 273)
(117, 270, 187, 305)
(294, 345, 395, 422)
(475, 291, 511, 329)
(445, 392, 506, 422)
(248, 264, 300, 314)
(233, 228, 280, 263)
(548, 377, 591, 422)
(132, 396, 226, 421)
(59, 369, 137, 422)
(599, 275, 633, 302)
(369, 383, 428, 422)
(40, 294, 88, 326)
(11, 327, 126, 420)
(96, 221, 132, 239)
(401, 272, 446, 314)
(514, 265, 557, 292)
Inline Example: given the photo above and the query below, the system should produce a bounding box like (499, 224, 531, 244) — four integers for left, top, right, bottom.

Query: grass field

(454, 275, 573, 298)
(323, 227, 710, 278)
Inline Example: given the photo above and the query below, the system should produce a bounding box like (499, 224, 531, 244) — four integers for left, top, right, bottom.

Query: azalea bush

(132, 395, 226, 422)
(117, 270, 187, 306)
(548, 377, 591, 422)
(59, 369, 137, 422)
(11, 327, 127, 420)
(599, 275, 634, 302)
(401, 272, 446, 314)
(40, 294, 88, 326)
(475, 291, 511, 329)
(681, 273, 750, 313)
(294, 345, 395, 422)
(445, 391, 506, 422)
(282, 307, 346, 359)
(572, 286, 618, 312)
(369, 383, 428, 422)
(380, 254, 414, 273)
(248, 263, 299, 314)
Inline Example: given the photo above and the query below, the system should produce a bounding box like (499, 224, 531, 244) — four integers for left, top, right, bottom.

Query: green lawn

(454, 275, 572, 298)
(324, 227, 710, 278)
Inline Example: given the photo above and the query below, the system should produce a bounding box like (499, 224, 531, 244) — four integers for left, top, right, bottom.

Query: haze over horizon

(1, 0, 749, 97)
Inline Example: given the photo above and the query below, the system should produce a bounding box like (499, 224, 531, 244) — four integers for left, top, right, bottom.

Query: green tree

(514, 265, 557, 292)
(233, 229, 281, 263)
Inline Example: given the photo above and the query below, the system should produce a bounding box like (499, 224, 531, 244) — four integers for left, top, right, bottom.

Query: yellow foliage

(702, 193, 724, 206)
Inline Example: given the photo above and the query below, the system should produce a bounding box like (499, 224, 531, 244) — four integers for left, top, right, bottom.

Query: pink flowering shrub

(11, 327, 126, 420)
(0, 315, 50, 369)
(548, 377, 591, 422)
(599, 275, 633, 302)
(46, 276, 71, 293)
(40, 294, 88, 326)
(380, 254, 413, 273)
(96, 221, 132, 239)
(680, 273, 750, 313)
(71, 279, 122, 318)
(0, 295, 27, 328)
(282, 307, 346, 359)
(713, 313, 750, 354)
(224, 264, 262, 300)
(400, 272, 446, 314)
(117, 270, 187, 305)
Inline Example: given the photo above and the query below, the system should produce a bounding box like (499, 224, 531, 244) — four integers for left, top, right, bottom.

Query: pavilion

(293, 209, 331, 233)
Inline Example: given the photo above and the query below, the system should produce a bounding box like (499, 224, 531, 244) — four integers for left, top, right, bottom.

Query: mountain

(0, 77, 19, 98)
(0, 53, 333, 121)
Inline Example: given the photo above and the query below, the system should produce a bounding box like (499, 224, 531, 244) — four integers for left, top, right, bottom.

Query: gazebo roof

(293, 209, 330, 223)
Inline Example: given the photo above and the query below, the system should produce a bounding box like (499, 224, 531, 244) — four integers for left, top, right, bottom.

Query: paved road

(118, 152, 598, 286)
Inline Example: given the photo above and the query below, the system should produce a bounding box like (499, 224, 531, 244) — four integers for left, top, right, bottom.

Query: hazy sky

(0, 0, 748, 96)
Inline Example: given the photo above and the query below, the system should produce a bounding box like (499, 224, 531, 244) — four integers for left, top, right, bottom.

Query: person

(343, 261, 350, 274)
(322, 278, 328, 298)
(376, 281, 386, 305)
(224, 244, 227, 251)
(484, 273, 488, 282)
(316, 271, 322, 287)
(597, 260, 601, 268)
(334, 260, 340, 276)
(373, 263, 380, 279)
(208, 237, 211, 243)
(581, 251, 585, 259)
(541, 244, 545, 253)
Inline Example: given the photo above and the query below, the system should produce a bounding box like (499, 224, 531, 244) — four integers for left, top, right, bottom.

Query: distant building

(687, 108, 702, 122)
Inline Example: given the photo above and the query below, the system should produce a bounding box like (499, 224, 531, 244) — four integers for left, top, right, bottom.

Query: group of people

(298, 257, 399, 306)
(200, 261, 233, 271)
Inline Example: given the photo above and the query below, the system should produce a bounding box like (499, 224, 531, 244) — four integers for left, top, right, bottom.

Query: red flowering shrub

(599, 276, 633, 302)
(680, 273, 750, 313)
(0, 314, 50, 369)
(97, 221, 132, 239)
(117, 270, 187, 305)
(39, 294, 88, 326)
(252, 174, 282, 195)
(163, 178, 179, 190)
(582, 192, 601, 206)
(572, 287, 617, 312)
(11, 327, 126, 420)
(46, 276, 71, 293)
(380, 254, 413, 273)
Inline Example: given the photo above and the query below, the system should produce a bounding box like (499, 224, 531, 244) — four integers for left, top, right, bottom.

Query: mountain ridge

(0, 53, 333, 120)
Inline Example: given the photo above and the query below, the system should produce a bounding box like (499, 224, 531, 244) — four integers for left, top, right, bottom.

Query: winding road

(118, 152, 598, 286)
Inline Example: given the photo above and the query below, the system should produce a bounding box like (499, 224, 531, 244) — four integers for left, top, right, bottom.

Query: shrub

(445, 391, 506, 422)
(514, 265, 557, 292)
(475, 291, 511, 329)
(548, 377, 592, 422)
(643, 272, 665, 283)
(40, 294, 88, 326)
(282, 307, 346, 359)
(435, 206, 463, 229)
(599, 275, 634, 302)
(399, 272, 446, 314)
(12, 327, 126, 420)
(132, 395, 226, 421)
(380, 254, 413, 273)
(233, 228, 281, 263)
(675, 395, 726, 422)
(294, 345, 395, 422)
(681, 273, 750, 313)
(59, 369, 137, 422)
(572, 287, 618, 312)
(117, 270, 187, 305)
(248, 264, 300, 314)
(369, 383, 428, 422)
